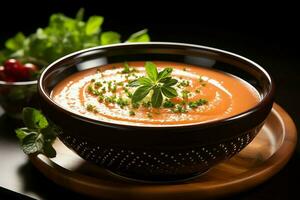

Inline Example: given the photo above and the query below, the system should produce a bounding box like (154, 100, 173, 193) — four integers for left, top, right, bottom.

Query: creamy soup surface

(51, 61, 260, 126)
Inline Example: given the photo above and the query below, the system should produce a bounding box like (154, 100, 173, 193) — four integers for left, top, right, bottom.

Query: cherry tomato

(0, 66, 16, 82)
(0, 66, 6, 80)
(24, 63, 38, 73)
(4, 59, 30, 80)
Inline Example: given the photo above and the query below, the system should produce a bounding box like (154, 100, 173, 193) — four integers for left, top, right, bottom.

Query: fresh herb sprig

(0, 8, 150, 66)
(15, 107, 60, 158)
(129, 62, 178, 108)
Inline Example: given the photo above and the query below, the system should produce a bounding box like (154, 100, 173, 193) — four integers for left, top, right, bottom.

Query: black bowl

(38, 42, 274, 182)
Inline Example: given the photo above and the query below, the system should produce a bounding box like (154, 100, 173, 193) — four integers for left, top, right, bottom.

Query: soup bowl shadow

(38, 42, 274, 182)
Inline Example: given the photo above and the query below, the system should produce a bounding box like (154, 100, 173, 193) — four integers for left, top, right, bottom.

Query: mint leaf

(21, 133, 44, 154)
(15, 107, 59, 158)
(22, 107, 48, 129)
(137, 77, 153, 86)
(129, 62, 179, 107)
(163, 78, 178, 86)
(75, 8, 85, 21)
(151, 87, 163, 108)
(127, 29, 150, 42)
(128, 80, 141, 87)
(145, 62, 158, 81)
(41, 123, 60, 141)
(101, 31, 121, 45)
(158, 68, 173, 80)
(1, 10, 150, 67)
(43, 142, 56, 158)
(161, 86, 178, 98)
(5, 32, 25, 51)
(16, 128, 36, 141)
(132, 85, 152, 103)
(85, 16, 104, 35)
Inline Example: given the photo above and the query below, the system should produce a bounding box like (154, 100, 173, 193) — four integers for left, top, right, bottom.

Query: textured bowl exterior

(38, 42, 275, 181)
(58, 124, 263, 181)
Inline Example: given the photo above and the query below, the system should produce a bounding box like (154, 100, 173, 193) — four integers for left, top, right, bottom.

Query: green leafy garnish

(126, 29, 150, 43)
(131, 62, 178, 108)
(1, 9, 150, 66)
(15, 107, 60, 158)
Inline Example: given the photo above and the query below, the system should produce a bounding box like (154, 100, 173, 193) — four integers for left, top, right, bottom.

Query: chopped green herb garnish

(171, 105, 187, 113)
(195, 89, 200, 93)
(178, 80, 190, 87)
(129, 110, 135, 116)
(121, 62, 138, 74)
(188, 99, 208, 109)
(87, 85, 93, 91)
(198, 76, 204, 82)
(116, 97, 129, 108)
(122, 62, 131, 73)
(112, 85, 117, 93)
(91, 79, 95, 82)
(105, 95, 117, 104)
(196, 99, 208, 105)
(188, 102, 198, 109)
(108, 81, 112, 91)
(132, 102, 140, 109)
(163, 100, 175, 108)
(86, 104, 97, 112)
(95, 82, 102, 88)
(98, 96, 104, 102)
(142, 101, 151, 108)
(147, 113, 153, 118)
(182, 90, 190, 99)
(117, 82, 124, 86)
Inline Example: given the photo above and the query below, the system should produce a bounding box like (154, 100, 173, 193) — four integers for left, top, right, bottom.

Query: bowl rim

(0, 80, 37, 86)
(38, 42, 275, 129)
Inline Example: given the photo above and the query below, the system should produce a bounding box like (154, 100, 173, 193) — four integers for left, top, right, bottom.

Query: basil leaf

(163, 78, 178, 86)
(101, 31, 121, 45)
(128, 80, 140, 87)
(126, 29, 150, 42)
(158, 68, 173, 80)
(138, 77, 153, 86)
(132, 85, 152, 103)
(151, 87, 163, 108)
(22, 107, 48, 130)
(145, 62, 158, 81)
(21, 133, 44, 154)
(75, 8, 85, 21)
(161, 86, 178, 98)
(85, 16, 104, 35)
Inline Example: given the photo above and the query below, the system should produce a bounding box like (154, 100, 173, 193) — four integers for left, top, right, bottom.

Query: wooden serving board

(29, 103, 297, 200)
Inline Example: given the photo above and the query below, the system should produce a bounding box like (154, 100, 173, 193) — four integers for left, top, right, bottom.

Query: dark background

(0, 0, 299, 199)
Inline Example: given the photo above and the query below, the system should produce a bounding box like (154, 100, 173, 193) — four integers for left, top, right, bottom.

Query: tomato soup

(51, 61, 259, 126)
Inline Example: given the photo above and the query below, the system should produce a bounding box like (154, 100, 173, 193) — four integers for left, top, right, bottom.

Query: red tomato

(24, 63, 38, 73)
(4, 59, 30, 81)
(0, 66, 16, 82)
(0, 66, 6, 81)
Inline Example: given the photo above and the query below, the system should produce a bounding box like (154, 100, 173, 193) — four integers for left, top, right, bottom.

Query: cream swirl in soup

(51, 61, 259, 126)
